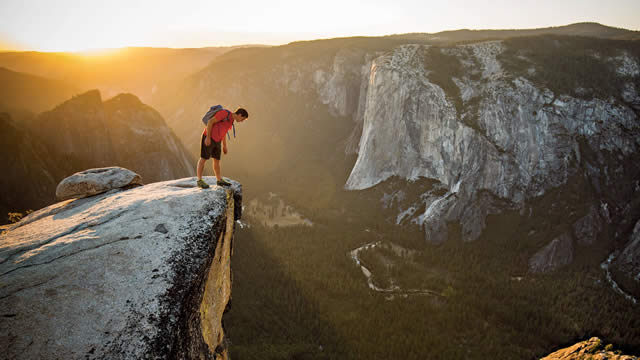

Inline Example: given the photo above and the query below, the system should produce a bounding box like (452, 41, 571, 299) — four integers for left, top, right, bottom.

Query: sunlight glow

(0, 0, 638, 52)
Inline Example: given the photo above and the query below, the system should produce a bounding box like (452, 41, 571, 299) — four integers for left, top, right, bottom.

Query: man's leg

(213, 158, 221, 181)
(209, 140, 230, 186)
(196, 158, 210, 188)
(197, 158, 206, 180)
(198, 134, 211, 184)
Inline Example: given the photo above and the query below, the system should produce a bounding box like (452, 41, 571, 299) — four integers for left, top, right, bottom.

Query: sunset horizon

(2, 0, 639, 53)
(0, 21, 637, 54)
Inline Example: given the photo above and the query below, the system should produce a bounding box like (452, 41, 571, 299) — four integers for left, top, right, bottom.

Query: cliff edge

(0, 176, 241, 359)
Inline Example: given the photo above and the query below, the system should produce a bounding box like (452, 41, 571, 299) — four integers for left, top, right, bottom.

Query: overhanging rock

(0, 176, 241, 359)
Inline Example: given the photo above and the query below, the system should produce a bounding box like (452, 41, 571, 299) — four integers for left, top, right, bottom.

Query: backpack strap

(224, 110, 236, 140)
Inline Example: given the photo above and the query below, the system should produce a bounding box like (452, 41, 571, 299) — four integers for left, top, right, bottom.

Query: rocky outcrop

(528, 234, 574, 273)
(346, 42, 640, 245)
(0, 176, 241, 359)
(245, 192, 313, 227)
(32, 90, 195, 183)
(102, 93, 195, 181)
(541, 337, 637, 360)
(55, 167, 143, 200)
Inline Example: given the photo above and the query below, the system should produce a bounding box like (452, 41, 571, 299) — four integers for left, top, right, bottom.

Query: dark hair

(235, 108, 248, 118)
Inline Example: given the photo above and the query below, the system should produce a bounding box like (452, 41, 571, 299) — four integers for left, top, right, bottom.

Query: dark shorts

(200, 134, 221, 160)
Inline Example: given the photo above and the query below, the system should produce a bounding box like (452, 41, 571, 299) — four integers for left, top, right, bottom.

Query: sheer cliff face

(342, 42, 640, 243)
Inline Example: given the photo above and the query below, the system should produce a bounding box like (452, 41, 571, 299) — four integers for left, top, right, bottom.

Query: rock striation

(0, 176, 241, 359)
(55, 167, 144, 200)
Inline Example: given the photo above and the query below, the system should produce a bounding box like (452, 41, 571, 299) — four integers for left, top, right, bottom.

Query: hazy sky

(1, 0, 639, 52)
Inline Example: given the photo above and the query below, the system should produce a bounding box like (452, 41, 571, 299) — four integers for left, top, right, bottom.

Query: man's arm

(222, 135, 228, 154)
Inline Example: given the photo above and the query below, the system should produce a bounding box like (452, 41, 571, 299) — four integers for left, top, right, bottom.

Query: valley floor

(225, 218, 640, 360)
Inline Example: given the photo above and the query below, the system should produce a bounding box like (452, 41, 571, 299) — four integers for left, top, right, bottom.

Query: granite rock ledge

(0, 176, 241, 360)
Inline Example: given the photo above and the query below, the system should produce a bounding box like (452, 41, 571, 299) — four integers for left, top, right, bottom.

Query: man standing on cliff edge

(197, 107, 249, 188)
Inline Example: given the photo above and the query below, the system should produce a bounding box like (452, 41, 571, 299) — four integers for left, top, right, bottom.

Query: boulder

(528, 233, 574, 273)
(0, 176, 241, 359)
(55, 167, 143, 200)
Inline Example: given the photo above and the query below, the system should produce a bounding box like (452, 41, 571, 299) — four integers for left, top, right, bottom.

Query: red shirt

(202, 110, 234, 142)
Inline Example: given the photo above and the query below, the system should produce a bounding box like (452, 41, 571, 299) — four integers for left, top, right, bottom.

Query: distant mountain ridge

(0, 90, 195, 223)
(0, 67, 78, 115)
(0, 46, 247, 104)
(387, 22, 640, 43)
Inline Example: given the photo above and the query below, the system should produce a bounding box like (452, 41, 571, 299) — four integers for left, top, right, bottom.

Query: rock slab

(0, 176, 241, 359)
(55, 166, 144, 200)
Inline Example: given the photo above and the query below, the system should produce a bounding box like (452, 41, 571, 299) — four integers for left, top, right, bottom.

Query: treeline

(225, 217, 640, 359)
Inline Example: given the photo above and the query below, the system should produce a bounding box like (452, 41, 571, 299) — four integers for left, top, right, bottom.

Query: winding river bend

(349, 241, 443, 298)
(352, 243, 638, 303)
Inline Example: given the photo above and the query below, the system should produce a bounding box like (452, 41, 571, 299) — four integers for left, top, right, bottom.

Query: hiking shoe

(217, 178, 232, 186)
(197, 179, 210, 189)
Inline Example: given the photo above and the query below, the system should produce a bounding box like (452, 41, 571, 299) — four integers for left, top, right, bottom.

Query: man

(197, 107, 249, 188)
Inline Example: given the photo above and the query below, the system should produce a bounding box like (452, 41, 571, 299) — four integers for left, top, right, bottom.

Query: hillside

(0, 112, 59, 223)
(387, 22, 640, 43)
(0, 90, 195, 223)
(0, 67, 78, 115)
(0, 46, 248, 103)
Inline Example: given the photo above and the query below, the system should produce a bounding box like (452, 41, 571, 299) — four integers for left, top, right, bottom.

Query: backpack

(201, 105, 235, 140)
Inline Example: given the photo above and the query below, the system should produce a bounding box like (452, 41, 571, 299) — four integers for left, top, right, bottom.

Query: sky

(1, 0, 639, 52)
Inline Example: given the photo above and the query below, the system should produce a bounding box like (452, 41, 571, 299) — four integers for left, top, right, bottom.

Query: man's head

(233, 108, 249, 122)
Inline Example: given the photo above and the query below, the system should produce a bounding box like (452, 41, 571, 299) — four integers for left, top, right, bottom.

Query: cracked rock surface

(0, 176, 241, 360)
